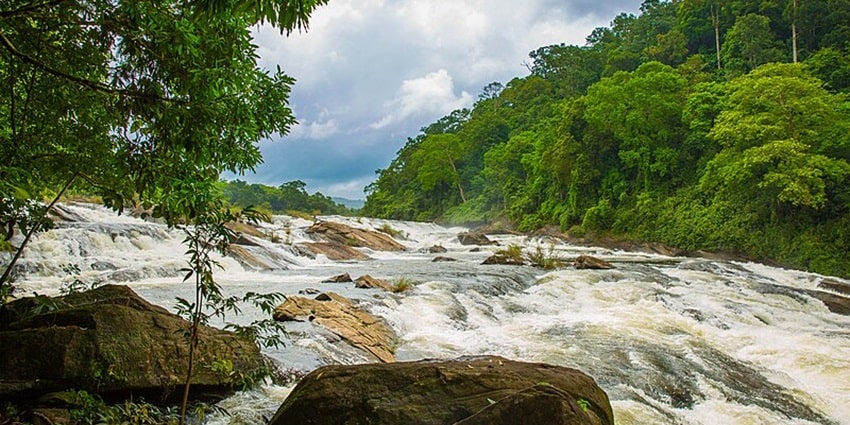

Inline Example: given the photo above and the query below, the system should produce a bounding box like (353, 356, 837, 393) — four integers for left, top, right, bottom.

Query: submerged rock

(273, 292, 395, 363)
(573, 255, 615, 270)
(0, 285, 265, 402)
(269, 356, 613, 425)
(307, 221, 406, 251)
(432, 256, 457, 262)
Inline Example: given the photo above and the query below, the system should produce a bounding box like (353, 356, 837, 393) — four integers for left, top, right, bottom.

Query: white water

(4, 203, 849, 424)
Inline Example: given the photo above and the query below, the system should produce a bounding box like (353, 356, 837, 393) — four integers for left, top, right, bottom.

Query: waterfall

(4, 203, 849, 425)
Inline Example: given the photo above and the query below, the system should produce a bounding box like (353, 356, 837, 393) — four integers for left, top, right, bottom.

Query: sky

(232, 0, 644, 200)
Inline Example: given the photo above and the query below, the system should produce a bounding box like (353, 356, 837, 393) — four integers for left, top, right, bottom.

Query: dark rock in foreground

(269, 356, 613, 425)
(0, 285, 264, 402)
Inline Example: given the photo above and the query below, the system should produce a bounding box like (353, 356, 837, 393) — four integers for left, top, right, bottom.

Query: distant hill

(333, 197, 364, 210)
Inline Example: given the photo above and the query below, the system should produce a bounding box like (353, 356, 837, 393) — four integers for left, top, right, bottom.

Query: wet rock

(268, 356, 613, 425)
(297, 242, 370, 261)
(0, 285, 265, 402)
(354, 275, 392, 291)
(482, 254, 525, 266)
(298, 288, 321, 295)
(458, 231, 498, 246)
(307, 221, 406, 251)
(323, 273, 353, 283)
(90, 261, 116, 271)
(574, 255, 615, 270)
(432, 256, 457, 262)
(272, 292, 395, 363)
(818, 279, 850, 296)
(428, 245, 448, 253)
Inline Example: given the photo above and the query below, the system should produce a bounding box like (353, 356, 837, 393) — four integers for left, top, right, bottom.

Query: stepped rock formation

(269, 356, 613, 425)
(306, 221, 406, 251)
(273, 292, 396, 363)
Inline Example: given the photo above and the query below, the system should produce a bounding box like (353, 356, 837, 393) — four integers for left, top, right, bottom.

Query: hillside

(362, 0, 850, 278)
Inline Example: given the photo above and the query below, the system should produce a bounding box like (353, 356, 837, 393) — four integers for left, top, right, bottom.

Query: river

(5, 202, 850, 424)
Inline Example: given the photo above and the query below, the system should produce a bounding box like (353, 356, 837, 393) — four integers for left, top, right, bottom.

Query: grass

(390, 277, 416, 293)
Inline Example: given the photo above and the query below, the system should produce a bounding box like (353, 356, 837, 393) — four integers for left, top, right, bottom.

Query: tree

(0, 0, 328, 292)
(584, 61, 689, 193)
(702, 63, 850, 219)
(409, 133, 469, 203)
(722, 13, 785, 74)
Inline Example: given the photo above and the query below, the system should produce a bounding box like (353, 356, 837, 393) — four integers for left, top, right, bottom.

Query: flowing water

(4, 202, 850, 425)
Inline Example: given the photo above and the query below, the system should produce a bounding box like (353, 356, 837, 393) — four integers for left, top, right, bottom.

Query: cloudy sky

(234, 0, 644, 200)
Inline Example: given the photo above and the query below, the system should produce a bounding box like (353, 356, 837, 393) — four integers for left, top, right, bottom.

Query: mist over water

(6, 203, 850, 424)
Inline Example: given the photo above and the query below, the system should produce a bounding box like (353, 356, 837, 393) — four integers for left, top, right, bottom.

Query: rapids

(3, 202, 849, 425)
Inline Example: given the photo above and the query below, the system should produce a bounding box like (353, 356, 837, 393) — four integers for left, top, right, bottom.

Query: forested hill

(361, 0, 850, 278)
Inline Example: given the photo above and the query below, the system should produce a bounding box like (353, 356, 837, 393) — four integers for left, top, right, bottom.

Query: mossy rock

(0, 285, 264, 402)
(269, 356, 613, 425)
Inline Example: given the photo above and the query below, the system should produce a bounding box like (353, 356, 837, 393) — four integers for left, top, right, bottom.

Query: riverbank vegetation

(362, 0, 850, 278)
(219, 179, 355, 217)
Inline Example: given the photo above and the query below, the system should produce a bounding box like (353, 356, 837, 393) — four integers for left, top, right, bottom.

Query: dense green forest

(362, 0, 850, 278)
(219, 179, 353, 215)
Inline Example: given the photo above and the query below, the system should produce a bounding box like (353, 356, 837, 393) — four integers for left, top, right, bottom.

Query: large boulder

(273, 292, 396, 363)
(269, 356, 613, 425)
(0, 285, 265, 402)
(306, 222, 406, 252)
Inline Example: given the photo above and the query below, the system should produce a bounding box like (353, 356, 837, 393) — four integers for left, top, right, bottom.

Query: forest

(219, 179, 353, 216)
(362, 0, 850, 278)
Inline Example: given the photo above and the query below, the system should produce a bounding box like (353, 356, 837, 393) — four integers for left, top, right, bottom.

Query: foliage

(496, 244, 524, 264)
(390, 277, 417, 293)
(363, 2, 850, 278)
(220, 179, 353, 216)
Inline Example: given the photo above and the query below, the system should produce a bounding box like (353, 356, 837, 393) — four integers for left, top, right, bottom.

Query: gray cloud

(231, 0, 644, 199)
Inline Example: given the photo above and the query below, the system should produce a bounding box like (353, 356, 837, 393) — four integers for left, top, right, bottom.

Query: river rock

(272, 292, 395, 363)
(0, 285, 265, 402)
(432, 256, 457, 262)
(482, 254, 525, 266)
(457, 231, 498, 246)
(428, 244, 448, 253)
(306, 221, 406, 251)
(574, 255, 615, 270)
(354, 275, 393, 291)
(268, 356, 613, 425)
(297, 242, 370, 261)
(818, 279, 850, 296)
(323, 273, 353, 283)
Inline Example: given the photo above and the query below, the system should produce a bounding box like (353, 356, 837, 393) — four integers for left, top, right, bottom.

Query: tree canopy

(363, 0, 850, 278)
(0, 0, 327, 228)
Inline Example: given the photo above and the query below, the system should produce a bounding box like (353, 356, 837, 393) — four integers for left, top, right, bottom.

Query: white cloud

(371, 69, 473, 130)
(242, 0, 644, 198)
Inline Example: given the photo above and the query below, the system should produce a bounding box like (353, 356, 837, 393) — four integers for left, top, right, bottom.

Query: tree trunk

(444, 151, 467, 203)
(712, 4, 722, 69)
(792, 0, 798, 63)
(0, 174, 76, 290)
